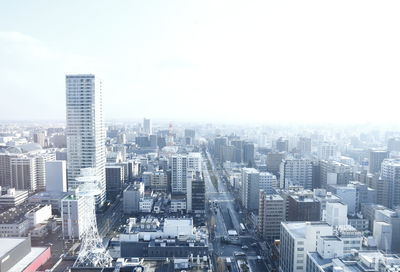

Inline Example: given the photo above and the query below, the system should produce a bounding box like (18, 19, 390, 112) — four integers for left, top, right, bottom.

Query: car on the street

(241, 245, 249, 250)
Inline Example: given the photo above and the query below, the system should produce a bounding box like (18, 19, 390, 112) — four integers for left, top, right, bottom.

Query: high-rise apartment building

(280, 159, 313, 189)
(266, 152, 285, 176)
(10, 156, 37, 191)
(35, 152, 56, 191)
(0, 153, 19, 187)
(381, 159, 400, 209)
(66, 74, 106, 206)
(171, 155, 188, 194)
(369, 149, 388, 174)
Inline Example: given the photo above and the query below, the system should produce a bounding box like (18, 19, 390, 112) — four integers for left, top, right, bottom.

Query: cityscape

(1, 1, 400, 272)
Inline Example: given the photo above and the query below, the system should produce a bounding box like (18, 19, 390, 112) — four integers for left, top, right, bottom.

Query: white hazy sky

(0, 0, 400, 124)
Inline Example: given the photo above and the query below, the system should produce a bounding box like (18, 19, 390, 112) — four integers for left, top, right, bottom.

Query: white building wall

(326, 202, 348, 226)
(45, 160, 67, 192)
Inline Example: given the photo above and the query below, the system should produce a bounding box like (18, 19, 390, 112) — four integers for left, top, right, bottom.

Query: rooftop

(0, 238, 27, 258)
(283, 221, 331, 239)
(8, 247, 49, 272)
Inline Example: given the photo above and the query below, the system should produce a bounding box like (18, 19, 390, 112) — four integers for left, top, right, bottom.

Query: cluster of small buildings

(210, 133, 400, 272)
(118, 217, 209, 259)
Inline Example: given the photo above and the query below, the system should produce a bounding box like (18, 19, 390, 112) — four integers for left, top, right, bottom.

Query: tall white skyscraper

(66, 74, 106, 206)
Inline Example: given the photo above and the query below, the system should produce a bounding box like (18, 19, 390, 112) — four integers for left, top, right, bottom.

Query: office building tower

(266, 152, 285, 176)
(184, 129, 195, 139)
(187, 152, 202, 173)
(381, 159, 400, 208)
(45, 160, 67, 192)
(184, 129, 195, 145)
(319, 160, 352, 188)
(369, 149, 388, 174)
(143, 118, 152, 135)
(191, 172, 205, 222)
(313, 189, 342, 218)
(280, 159, 313, 189)
(243, 142, 255, 166)
(117, 133, 126, 145)
(61, 194, 86, 239)
(241, 168, 260, 211)
(123, 182, 144, 213)
(388, 137, 400, 152)
(149, 134, 157, 148)
(259, 172, 278, 193)
(280, 222, 333, 272)
(150, 170, 168, 191)
(171, 155, 188, 194)
(221, 145, 235, 162)
(374, 208, 400, 253)
(105, 165, 124, 201)
(318, 142, 338, 160)
(297, 137, 311, 156)
(213, 137, 228, 162)
(276, 138, 289, 152)
(328, 184, 357, 215)
(258, 192, 285, 241)
(33, 132, 46, 147)
(142, 172, 152, 187)
(287, 194, 321, 221)
(312, 161, 321, 188)
(231, 140, 244, 163)
(361, 203, 386, 231)
(66, 74, 106, 206)
(373, 221, 392, 252)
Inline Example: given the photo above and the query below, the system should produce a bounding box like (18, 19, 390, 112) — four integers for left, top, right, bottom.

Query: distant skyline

(1, 0, 400, 123)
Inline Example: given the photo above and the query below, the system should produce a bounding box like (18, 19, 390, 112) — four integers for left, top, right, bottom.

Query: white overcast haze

(0, 0, 399, 124)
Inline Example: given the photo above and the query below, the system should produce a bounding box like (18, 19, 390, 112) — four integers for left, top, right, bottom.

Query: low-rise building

(307, 250, 400, 272)
(0, 188, 28, 207)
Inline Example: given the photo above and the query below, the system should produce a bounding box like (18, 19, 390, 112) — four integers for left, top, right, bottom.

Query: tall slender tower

(66, 74, 106, 206)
